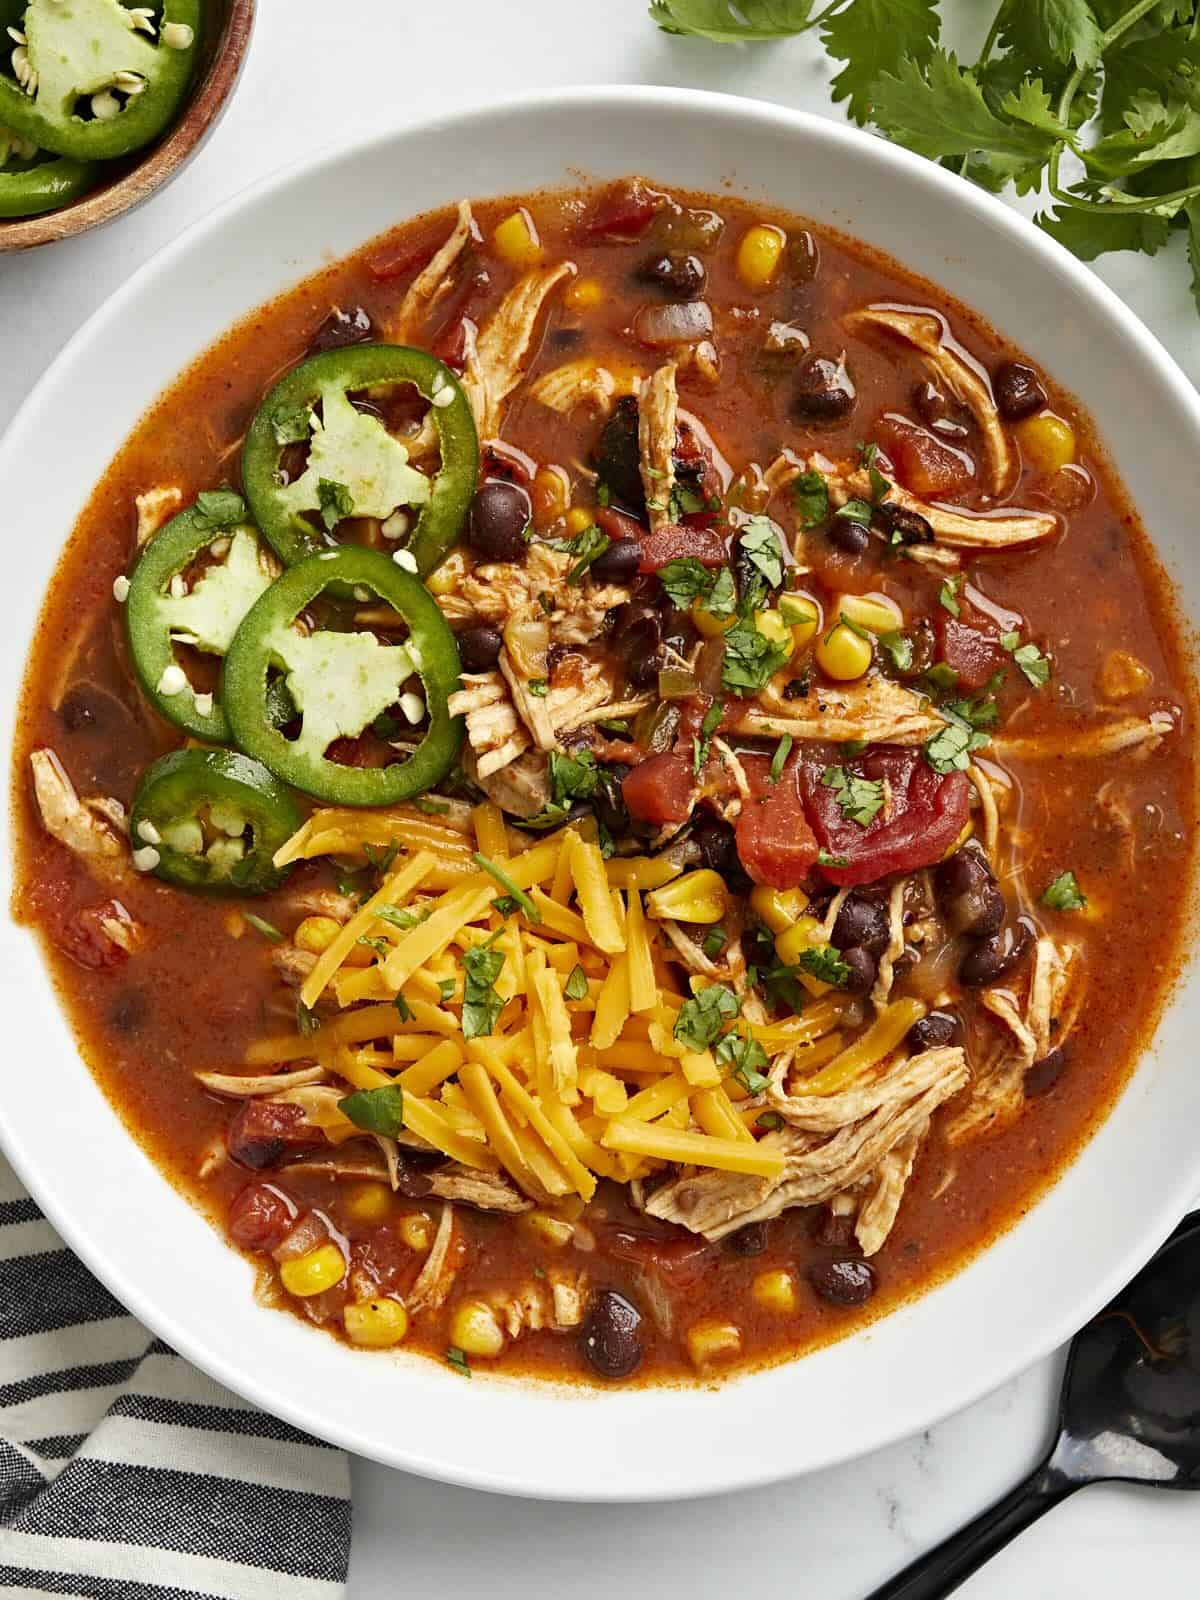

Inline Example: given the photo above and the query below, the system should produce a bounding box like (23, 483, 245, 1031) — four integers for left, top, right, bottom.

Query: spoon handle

(866, 1464, 1074, 1600)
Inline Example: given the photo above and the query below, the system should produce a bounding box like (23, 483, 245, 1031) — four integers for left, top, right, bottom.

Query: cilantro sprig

(650, 0, 1200, 317)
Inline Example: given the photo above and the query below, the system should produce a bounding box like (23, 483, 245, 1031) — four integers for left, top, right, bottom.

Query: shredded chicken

(461, 261, 575, 439)
(825, 457, 1056, 550)
(638, 363, 678, 532)
(646, 1046, 967, 1242)
(436, 543, 631, 647)
(530, 358, 639, 417)
(486, 1268, 587, 1338)
(194, 1066, 326, 1097)
(869, 878, 908, 1010)
(854, 1125, 925, 1256)
(846, 306, 1014, 494)
(730, 675, 945, 746)
(135, 485, 183, 547)
(385, 199, 476, 342)
(272, 944, 316, 988)
(30, 749, 126, 877)
(464, 745, 551, 819)
(279, 886, 360, 922)
(407, 1204, 463, 1316)
(428, 1166, 533, 1213)
(990, 711, 1175, 762)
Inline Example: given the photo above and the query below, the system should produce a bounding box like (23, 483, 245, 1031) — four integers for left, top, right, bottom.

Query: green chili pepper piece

(241, 345, 478, 579)
(130, 749, 302, 895)
(221, 547, 464, 806)
(0, 150, 95, 217)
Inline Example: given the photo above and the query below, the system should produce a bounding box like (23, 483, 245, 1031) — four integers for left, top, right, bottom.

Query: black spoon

(868, 1210, 1200, 1599)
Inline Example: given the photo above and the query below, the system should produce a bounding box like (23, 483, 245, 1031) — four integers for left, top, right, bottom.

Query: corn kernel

(532, 465, 569, 527)
(606, 856, 683, 891)
(426, 547, 470, 597)
(645, 869, 728, 925)
(736, 224, 786, 291)
(749, 885, 809, 935)
(775, 915, 830, 995)
(398, 1212, 434, 1252)
(450, 1299, 506, 1358)
(1098, 648, 1153, 701)
(519, 1211, 575, 1249)
(295, 915, 340, 955)
(779, 591, 821, 647)
(815, 620, 873, 682)
(565, 276, 604, 311)
(343, 1180, 392, 1226)
(754, 609, 796, 661)
(492, 208, 543, 270)
(686, 1317, 743, 1369)
(834, 591, 903, 635)
(1017, 411, 1076, 473)
(752, 1269, 798, 1313)
(691, 596, 736, 638)
(344, 1297, 409, 1348)
(279, 1242, 345, 1298)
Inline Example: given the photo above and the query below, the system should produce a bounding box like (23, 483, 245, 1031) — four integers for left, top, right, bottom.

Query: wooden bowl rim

(0, 0, 256, 252)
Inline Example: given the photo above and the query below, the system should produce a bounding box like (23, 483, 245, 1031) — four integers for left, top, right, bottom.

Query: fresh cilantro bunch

(649, 0, 1200, 312)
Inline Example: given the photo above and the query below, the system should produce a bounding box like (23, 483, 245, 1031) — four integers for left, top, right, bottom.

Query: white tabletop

(4, 3, 1196, 1595)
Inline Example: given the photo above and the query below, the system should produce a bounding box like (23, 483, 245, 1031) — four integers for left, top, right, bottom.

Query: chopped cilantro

(674, 984, 741, 1051)
(835, 497, 874, 527)
(756, 1111, 785, 1133)
(821, 763, 885, 826)
(924, 718, 989, 775)
(715, 1029, 772, 1094)
(243, 913, 283, 943)
(659, 558, 736, 617)
(878, 629, 914, 672)
(922, 662, 960, 696)
(362, 841, 400, 876)
(938, 575, 963, 618)
(694, 701, 724, 776)
(472, 853, 540, 923)
(796, 944, 852, 988)
(462, 935, 506, 1039)
(528, 678, 549, 697)
(316, 477, 354, 532)
(437, 977, 457, 1004)
(721, 618, 791, 696)
(702, 927, 727, 959)
(1041, 870, 1087, 912)
(357, 934, 390, 955)
(269, 403, 312, 447)
(944, 692, 1000, 733)
(492, 895, 520, 917)
(564, 963, 589, 1001)
(296, 1000, 320, 1038)
(558, 524, 611, 583)
(1005, 636, 1052, 688)
(193, 488, 247, 531)
(769, 733, 793, 783)
(793, 468, 830, 528)
(375, 904, 423, 930)
(817, 848, 850, 868)
(738, 517, 786, 589)
(393, 993, 413, 1023)
(412, 797, 451, 815)
(445, 1346, 472, 1378)
(337, 1082, 405, 1137)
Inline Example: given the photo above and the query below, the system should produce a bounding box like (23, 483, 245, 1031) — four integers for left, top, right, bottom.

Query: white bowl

(1, 87, 1198, 1502)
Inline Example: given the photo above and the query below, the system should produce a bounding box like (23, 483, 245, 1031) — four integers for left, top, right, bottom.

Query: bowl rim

(0, 0, 256, 252)
(3, 83, 1200, 1501)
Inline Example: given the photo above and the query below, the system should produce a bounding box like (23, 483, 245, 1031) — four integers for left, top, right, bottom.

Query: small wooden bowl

(0, 0, 255, 252)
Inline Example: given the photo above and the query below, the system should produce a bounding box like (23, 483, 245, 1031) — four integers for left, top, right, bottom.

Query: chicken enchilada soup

(12, 180, 1194, 1384)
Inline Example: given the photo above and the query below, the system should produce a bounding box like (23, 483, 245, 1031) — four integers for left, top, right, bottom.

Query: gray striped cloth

(0, 1155, 351, 1598)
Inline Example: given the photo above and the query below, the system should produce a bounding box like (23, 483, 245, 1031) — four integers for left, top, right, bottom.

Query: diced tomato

(227, 1101, 320, 1171)
(798, 744, 970, 888)
(365, 239, 437, 284)
(580, 179, 665, 242)
(638, 522, 728, 574)
(877, 415, 975, 499)
(431, 314, 476, 373)
(937, 605, 1011, 691)
(52, 899, 135, 971)
(594, 505, 647, 544)
(599, 1227, 711, 1287)
(228, 1182, 296, 1253)
(734, 754, 820, 889)
(622, 752, 695, 825)
(673, 422, 723, 525)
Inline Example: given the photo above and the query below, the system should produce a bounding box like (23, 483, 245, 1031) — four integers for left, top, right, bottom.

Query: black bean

(593, 396, 645, 514)
(725, 1222, 768, 1257)
(789, 230, 819, 283)
(840, 946, 877, 995)
(58, 687, 99, 732)
(876, 502, 934, 546)
(935, 848, 1005, 940)
(907, 1010, 960, 1051)
(635, 253, 707, 299)
(611, 602, 663, 688)
(590, 538, 640, 585)
(783, 674, 811, 700)
(812, 1208, 856, 1249)
(581, 1289, 643, 1379)
(456, 625, 504, 673)
(309, 305, 374, 354)
(912, 379, 970, 440)
(692, 815, 738, 875)
(890, 944, 919, 981)
(960, 918, 1035, 987)
(468, 480, 532, 562)
(994, 360, 1047, 422)
(394, 1147, 443, 1200)
(829, 518, 871, 555)
(832, 894, 890, 956)
(593, 764, 633, 835)
(794, 354, 856, 422)
(1025, 1046, 1067, 1098)
(809, 1258, 876, 1306)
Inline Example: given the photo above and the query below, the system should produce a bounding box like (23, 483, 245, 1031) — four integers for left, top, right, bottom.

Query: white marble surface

(3, 2, 1197, 1594)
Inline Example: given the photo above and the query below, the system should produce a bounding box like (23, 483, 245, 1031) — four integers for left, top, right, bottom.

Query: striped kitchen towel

(0, 1155, 351, 1598)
